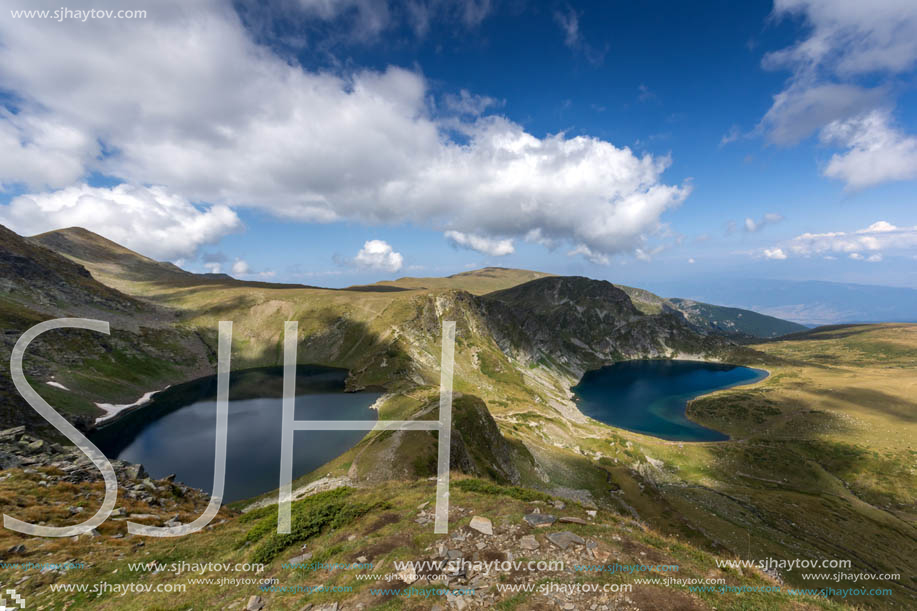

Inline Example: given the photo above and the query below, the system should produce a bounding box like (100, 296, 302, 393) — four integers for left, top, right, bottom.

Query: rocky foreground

(0, 426, 844, 610)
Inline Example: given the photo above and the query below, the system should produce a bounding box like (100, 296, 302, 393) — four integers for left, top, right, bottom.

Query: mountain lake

(91, 365, 380, 503)
(572, 359, 768, 441)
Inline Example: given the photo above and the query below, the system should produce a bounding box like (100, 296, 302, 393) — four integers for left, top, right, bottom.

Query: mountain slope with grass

(0, 226, 212, 433)
(1, 225, 914, 609)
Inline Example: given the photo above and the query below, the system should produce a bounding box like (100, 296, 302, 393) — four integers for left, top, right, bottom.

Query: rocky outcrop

(480, 276, 730, 374)
(0, 425, 212, 509)
(450, 395, 527, 485)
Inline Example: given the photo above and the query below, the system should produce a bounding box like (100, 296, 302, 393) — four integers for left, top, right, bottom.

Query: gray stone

(446, 592, 468, 610)
(397, 564, 418, 584)
(558, 516, 588, 525)
(546, 531, 585, 550)
(245, 595, 264, 611)
(0, 426, 25, 441)
(124, 464, 147, 480)
(469, 515, 493, 535)
(523, 513, 556, 528)
(289, 552, 313, 564)
(0, 451, 23, 470)
(519, 535, 539, 550)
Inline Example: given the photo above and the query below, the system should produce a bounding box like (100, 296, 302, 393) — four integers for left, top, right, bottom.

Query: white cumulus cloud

(231, 259, 250, 275)
(757, 0, 917, 188)
(763, 220, 917, 260)
(820, 110, 917, 188)
(0, 183, 242, 261)
(763, 248, 788, 260)
(0, 0, 686, 262)
(445, 230, 514, 256)
(354, 240, 404, 272)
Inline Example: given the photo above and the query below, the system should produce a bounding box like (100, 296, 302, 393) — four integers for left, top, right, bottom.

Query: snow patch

(95, 386, 170, 423)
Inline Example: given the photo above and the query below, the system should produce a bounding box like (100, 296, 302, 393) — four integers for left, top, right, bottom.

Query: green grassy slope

(3, 225, 913, 609)
(0, 226, 212, 432)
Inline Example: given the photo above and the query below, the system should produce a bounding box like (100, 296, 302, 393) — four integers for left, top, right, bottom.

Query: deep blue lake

(91, 366, 379, 502)
(571, 360, 767, 441)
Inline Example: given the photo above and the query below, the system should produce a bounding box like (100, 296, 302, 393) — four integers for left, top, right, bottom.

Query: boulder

(0, 426, 25, 441)
(519, 535, 539, 550)
(469, 516, 493, 535)
(546, 531, 585, 550)
(523, 513, 556, 528)
(288, 552, 312, 564)
(124, 463, 147, 480)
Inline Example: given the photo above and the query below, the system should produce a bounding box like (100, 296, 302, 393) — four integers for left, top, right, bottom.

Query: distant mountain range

(615, 284, 807, 340)
(646, 278, 917, 326)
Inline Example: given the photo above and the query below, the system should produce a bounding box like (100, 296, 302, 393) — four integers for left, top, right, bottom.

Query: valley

(0, 225, 914, 609)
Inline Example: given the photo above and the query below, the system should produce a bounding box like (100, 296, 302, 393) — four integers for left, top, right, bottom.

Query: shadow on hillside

(340, 285, 412, 293)
(701, 431, 917, 587)
(799, 386, 917, 423)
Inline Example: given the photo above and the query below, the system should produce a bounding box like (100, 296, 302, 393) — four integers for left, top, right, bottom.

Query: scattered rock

(397, 563, 418, 584)
(469, 516, 493, 535)
(445, 591, 468, 610)
(523, 513, 556, 528)
(519, 535, 539, 550)
(546, 531, 585, 550)
(245, 595, 264, 611)
(0, 426, 25, 441)
(124, 463, 147, 480)
(289, 552, 313, 564)
(559, 516, 588, 525)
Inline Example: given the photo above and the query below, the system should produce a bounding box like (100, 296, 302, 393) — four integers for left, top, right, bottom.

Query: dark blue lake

(91, 366, 379, 502)
(571, 360, 767, 441)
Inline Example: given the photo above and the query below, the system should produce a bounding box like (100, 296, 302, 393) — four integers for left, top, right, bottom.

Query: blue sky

(1, 0, 916, 290)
